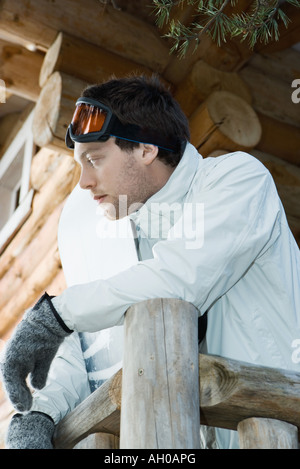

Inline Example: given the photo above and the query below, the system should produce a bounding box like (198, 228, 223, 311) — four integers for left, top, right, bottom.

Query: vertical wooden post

(237, 417, 299, 449)
(120, 298, 200, 449)
(73, 433, 119, 449)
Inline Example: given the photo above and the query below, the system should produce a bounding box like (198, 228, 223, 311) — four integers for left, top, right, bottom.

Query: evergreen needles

(152, 0, 300, 57)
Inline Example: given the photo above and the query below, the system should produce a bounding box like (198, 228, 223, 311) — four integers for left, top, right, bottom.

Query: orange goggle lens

(71, 104, 107, 136)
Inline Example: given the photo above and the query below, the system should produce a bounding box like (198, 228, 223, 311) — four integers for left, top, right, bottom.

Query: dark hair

(81, 75, 190, 167)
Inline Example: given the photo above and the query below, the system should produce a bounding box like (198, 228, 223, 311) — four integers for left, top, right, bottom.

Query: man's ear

(141, 144, 159, 165)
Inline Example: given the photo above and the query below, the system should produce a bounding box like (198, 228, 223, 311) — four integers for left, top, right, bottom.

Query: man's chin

(103, 207, 118, 221)
(97, 197, 144, 220)
(104, 211, 119, 221)
(102, 203, 126, 221)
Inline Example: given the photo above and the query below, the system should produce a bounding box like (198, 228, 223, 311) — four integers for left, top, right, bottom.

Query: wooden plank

(0, 0, 170, 73)
(0, 112, 20, 152)
(0, 189, 33, 258)
(0, 104, 34, 159)
(53, 369, 122, 449)
(120, 298, 200, 449)
(237, 417, 298, 449)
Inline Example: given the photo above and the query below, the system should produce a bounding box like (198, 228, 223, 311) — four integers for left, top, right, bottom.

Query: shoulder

(195, 151, 272, 187)
(205, 150, 268, 173)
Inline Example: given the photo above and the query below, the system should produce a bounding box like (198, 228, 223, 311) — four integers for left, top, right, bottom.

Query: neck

(149, 158, 176, 194)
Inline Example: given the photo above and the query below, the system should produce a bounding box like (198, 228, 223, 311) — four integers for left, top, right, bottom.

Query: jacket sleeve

(30, 332, 90, 424)
(52, 152, 282, 332)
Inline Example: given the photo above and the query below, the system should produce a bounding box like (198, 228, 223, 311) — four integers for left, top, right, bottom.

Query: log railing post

(237, 417, 299, 449)
(120, 298, 200, 449)
(73, 433, 119, 450)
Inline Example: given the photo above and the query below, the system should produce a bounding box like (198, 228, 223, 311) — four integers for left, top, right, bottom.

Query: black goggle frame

(65, 97, 180, 153)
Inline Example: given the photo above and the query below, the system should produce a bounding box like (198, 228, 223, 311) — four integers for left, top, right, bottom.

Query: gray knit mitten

(6, 412, 55, 449)
(0, 293, 72, 412)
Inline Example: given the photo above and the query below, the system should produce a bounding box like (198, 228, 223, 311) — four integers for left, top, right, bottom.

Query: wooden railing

(53, 299, 300, 449)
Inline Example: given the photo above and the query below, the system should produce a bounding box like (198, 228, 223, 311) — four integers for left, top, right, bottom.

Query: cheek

(102, 157, 143, 196)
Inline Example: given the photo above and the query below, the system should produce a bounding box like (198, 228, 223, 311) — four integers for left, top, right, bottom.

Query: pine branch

(152, 0, 300, 57)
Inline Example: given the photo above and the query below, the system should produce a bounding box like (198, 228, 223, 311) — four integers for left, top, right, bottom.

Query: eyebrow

(75, 150, 89, 163)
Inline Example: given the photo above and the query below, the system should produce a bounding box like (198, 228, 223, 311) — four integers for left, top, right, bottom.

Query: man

(1, 75, 300, 449)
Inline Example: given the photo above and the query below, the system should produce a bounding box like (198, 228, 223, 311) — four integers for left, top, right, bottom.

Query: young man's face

(74, 138, 159, 220)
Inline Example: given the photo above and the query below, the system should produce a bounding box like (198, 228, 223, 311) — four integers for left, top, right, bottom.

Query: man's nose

(79, 168, 97, 190)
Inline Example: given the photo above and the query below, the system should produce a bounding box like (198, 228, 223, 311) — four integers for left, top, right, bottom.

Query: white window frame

(0, 110, 35, 253)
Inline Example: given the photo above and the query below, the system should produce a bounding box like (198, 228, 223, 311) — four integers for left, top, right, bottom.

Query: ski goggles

(65, 97, 179, 152)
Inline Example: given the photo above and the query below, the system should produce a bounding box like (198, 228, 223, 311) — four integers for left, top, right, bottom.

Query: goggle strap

(110, 119, 179, 153)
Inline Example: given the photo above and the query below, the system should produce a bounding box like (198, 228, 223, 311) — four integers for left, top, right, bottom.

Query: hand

(6, 412, 55, 449)
(0, 293, 72, 412)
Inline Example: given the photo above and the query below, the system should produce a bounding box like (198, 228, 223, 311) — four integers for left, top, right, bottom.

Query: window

(0, 110, 35, 253)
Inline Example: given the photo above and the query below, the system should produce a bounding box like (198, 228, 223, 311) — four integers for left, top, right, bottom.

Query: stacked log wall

(0, 148, 79, 446)
(0, 0, 299, 448)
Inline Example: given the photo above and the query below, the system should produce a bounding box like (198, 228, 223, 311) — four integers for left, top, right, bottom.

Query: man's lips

(93, 195, 107, 204)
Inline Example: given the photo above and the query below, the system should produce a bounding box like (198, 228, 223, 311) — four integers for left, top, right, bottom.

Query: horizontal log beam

(175, 60, 252, 117)
(43, 268, 67, 297)
(73, 433, 119, 450)
(0, 0, 170, 73)
(32, 72, 89, 153)
(255, 3, 300, 53)
(256, 113, 300, 167)
(246, 49, 300, 85)
(0, 202, 63, 312)
(239, 65, 300, 128)
(54, 369, 122, 449)
(53, 350, 300, 449)
(237, 417, 298, 449)
(0, 154, 79, 279)
(30, 147, 63, 191)
(189, 91, 261, 156)
(200, 353, 300, 431)
(39, 32, 153, 89)
(0, 243, 62, 337)
(0, 39, 43, 101)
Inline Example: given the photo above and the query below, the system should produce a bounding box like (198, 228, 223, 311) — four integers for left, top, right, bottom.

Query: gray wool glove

(6, 411, 55, 449)
(0, 292, 72, 413)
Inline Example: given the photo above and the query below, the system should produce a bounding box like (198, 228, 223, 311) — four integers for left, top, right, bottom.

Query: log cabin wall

(0, 0, 299, 448)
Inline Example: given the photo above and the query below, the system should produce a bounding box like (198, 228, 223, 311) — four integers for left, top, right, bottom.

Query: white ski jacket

(31, 143, 300, 449)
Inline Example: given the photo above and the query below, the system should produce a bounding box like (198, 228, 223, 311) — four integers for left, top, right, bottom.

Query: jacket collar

(148, 142, 201, 207)
(129, 143, 201, 235)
